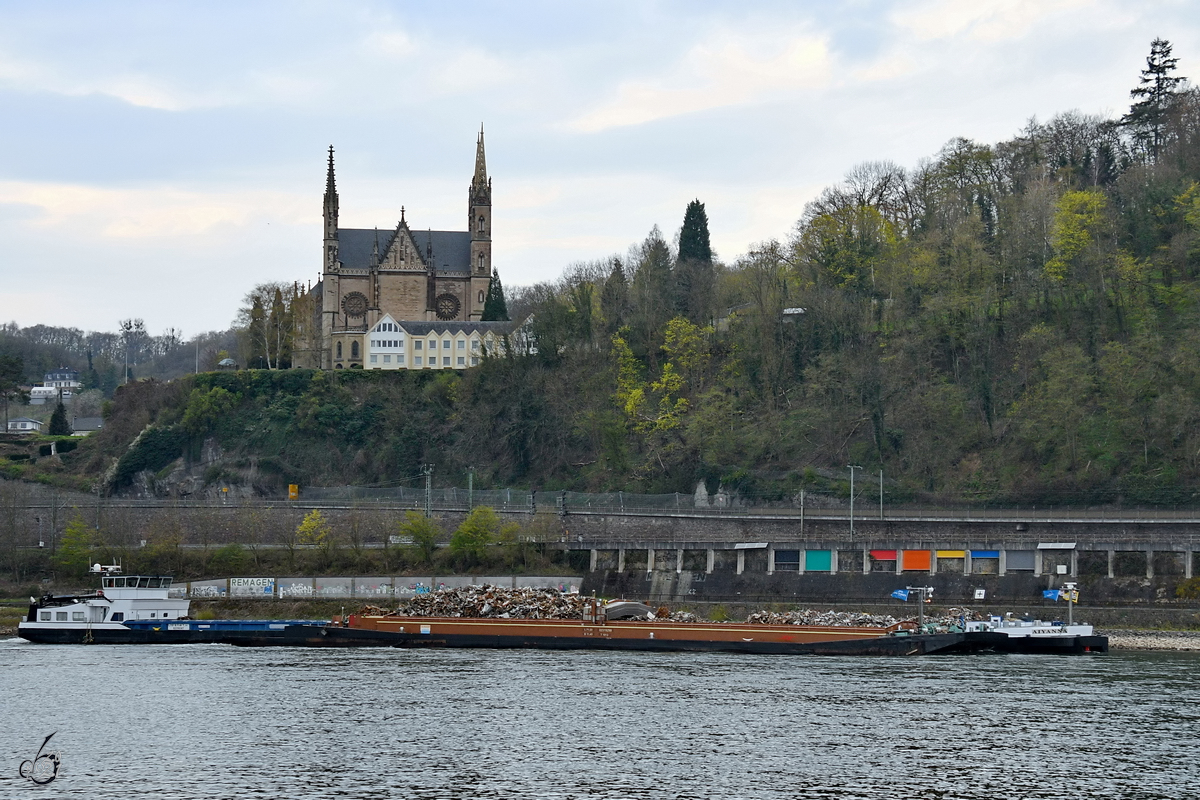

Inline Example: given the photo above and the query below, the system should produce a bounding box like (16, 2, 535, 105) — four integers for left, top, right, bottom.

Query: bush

(1176, 577, 1200, 600)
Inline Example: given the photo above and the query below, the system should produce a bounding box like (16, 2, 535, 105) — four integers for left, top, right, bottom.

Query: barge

(231, 600, 972, 655)
(963, 615, 1108, 654)
(17, 574, 326, 645)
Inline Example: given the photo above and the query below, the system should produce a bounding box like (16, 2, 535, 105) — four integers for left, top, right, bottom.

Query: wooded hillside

(23, 42, 1200, 507)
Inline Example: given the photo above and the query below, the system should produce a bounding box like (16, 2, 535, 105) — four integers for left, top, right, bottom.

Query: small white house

(28, 387, 68, 405)
(43, 367, 81, 389)
(7, 417, 43, 434)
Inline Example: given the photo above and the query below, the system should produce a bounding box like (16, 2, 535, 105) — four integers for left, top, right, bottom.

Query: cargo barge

(231, 601, 972, 655)
(17, 574, 326, 645)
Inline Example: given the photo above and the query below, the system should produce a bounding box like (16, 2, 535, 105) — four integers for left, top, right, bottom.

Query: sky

(0, 0, 1195, 337)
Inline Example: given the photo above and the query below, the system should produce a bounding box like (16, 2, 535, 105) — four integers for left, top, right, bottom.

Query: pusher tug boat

(231, 599, 975, 655)
(18, 570, 325, 645)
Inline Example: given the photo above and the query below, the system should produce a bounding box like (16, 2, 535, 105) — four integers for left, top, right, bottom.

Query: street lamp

(848, 465, 862, 537)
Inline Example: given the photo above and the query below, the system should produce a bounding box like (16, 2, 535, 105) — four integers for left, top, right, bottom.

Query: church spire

(325, 145, 337, 195)
(323, 145, 339, 267)
(472, 124, 487, 189)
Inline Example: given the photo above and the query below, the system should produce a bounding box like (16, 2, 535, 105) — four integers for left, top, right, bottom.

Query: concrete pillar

(736, 550, 745, 575)
(964, 551, 972, 576)
(589, 549, 597, 572)
(1146, 550, 1154, 579)
(1186, 550, 1193, 580)
(929, 552, 937, 576)
(706, 549, 715, 574)
(1034, 549, 1043, 577)
(676, 548, 684, 574)
(1107, 549, 1115, 579)
(998, 550, 1007, 576)
(896, 552, 903, 575)
(1070, 550, 1078, 578)
(617, 548, 625, 572)
(797, 549, 805, 575)
(767, 547, 775, 575)
(862, 547, 870, 575)
(646, 548, 655, 573)
(830, 549, 838, 574)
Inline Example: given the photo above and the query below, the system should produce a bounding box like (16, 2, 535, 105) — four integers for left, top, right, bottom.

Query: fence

(171, 574, 581, 600)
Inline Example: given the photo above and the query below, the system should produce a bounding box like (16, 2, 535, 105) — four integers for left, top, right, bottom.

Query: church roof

(398, 320, 515, 337)
(337, 227, 470, 273)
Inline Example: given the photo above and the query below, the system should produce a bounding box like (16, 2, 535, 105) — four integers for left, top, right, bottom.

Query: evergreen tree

(675, 200, 715, 323)
(482, 268, 510, 321)
(1122, 38, 1186, 158)
(600, 258, 629, 337)
(47, 401, 71, 435)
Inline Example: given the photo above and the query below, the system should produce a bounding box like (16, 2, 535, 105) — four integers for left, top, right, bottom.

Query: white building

(364, 315, 515, 371)
(7, 417, 43, 433)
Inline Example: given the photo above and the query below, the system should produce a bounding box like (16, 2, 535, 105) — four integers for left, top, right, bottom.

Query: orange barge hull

(232, 615, 971, 655)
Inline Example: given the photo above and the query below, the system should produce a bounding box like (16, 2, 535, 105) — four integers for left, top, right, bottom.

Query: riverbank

(1099, 630, 1200, 651)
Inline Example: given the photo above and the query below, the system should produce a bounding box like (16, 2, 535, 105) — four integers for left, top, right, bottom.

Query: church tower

(468, 125, 492, 320)
(321, 145, 340, 369)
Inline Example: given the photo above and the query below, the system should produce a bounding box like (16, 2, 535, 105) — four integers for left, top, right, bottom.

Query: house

(7, 417, 43, 434)
(71, 417, 104, 436)
(43, 368, 81, 389)
(28, 387, 61, 405)
(363, 314, 517, 371)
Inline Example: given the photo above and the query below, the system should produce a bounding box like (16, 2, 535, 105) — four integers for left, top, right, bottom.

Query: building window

(414, 340, 422, 350)
(398, 355, 405, 365)
(478, 290, 485, 304)
(443, 340, 450, 350)
(336, 342, 343, 359)
(443, 357, 450, 366)
(457, 340, 465, 350)
(471, 340, 480, 352)
(351, 341, 359, 359)
(478, 215, 485, 233)
(383, 355, 391, 363)
(415, 357, 423, 366)
(478, 253, 485, 271)
(429, 339, 437, 350)
(457, 356, 465, 366)
(370, 355, 378, 363)
(471, 357, 479, 366)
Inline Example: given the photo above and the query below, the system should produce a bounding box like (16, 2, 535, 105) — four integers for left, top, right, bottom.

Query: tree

(600, 258, 630, 337)
(296, 509, 330, 548)
(47, 401, 71, 436)
(450, 506, 506, 565)
(482, 268, 510, 321)
(0, 353, 25, 431)
(398, 511, 442, 565)
(675, 199, 715, 323)
(53, 515, 96, 579)
(1122, 38, 1186, 158)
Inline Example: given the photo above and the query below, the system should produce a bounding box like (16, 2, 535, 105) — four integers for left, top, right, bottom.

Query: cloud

(891, 0, 1091, 43)
(567, 30, 830, 133)
(0, 180, 309, 238)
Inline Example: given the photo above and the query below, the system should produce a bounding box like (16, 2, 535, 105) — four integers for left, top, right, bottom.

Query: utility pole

(848, 465, 862, 538)
(879, 470, 884, 520)
(467, 466, 474, 511)
(422, 464, 433, 518)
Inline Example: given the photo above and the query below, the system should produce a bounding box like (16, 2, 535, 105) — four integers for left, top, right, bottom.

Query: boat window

(55, 612, 67, 621)
(72, 612, 85, 621)
(138, 578, 150, 588)
(39, 612, 50, 621)
(103, 577, 113, 588)
(150, 613, 155, 618)
(148, 578, 161, 588)
(111, 612, 124, 622)
(162, 578, 172, 589)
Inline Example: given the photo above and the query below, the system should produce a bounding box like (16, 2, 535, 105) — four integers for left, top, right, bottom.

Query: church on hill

(314, 128, 502, 370)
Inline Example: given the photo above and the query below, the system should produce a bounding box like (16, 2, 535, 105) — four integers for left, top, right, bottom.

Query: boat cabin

(24, 575, 191, 627)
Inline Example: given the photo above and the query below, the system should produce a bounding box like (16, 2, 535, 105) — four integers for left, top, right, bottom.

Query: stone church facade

(316, 129, 495, 369)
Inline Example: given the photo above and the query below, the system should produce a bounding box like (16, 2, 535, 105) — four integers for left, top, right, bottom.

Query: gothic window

(477, 253, 485, 272)
(478, 290, 485, 304)
(336, 342, 343, 359)
(351, 341, 360, 359)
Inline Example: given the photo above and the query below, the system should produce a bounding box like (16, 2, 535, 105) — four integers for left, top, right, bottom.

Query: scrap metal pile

(747, 607, 984, 628)
(363, 585, 591, 619)
(357, 586, 985, 628)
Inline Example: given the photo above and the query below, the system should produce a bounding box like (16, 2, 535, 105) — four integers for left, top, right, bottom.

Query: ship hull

(232, 616, 973, 656)
(17, 620, 325, 645)
(962, 631, 1109, 654)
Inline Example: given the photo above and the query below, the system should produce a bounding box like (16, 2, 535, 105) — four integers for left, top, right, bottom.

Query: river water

(0, 639, 1196, 799)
